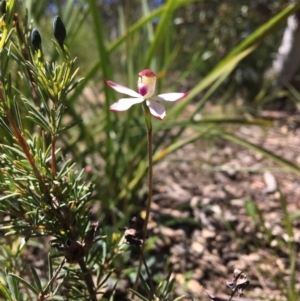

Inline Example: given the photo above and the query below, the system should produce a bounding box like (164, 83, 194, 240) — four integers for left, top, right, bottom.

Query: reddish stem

(0, 89, 44, 186)
(51, 133, 56, 177)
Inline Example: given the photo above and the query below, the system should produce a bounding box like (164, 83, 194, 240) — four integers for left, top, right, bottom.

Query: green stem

(143, 125, 153, 242)
(133, 103, 153, 298)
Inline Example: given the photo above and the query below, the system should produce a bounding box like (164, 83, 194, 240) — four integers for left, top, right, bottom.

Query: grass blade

(0, 283, 13, 301)
(9, 273, 39, 295)
(213, 131, 300, 176)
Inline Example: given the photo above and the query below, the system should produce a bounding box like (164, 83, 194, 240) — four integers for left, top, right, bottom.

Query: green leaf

(1, 144, 26, 159)
(245, 200, 258, 221)
(128, 288, 149, 301)
(52, 269, 68, 296)
(8, 273, 38, 295)
(0, 193, 20, 201)
(170, 1, 300, 117)
(6, 272, 19, 300)
(0, 283, 13, 301)
(226, 2, 300, 60)
(144, 0, 177, 67)
(31, 266, 42, 292)
(169, 47, 255, 117)
(0, 117, 14, 136)
(56, 119, 83, 134)
(138, 272, 153, 300)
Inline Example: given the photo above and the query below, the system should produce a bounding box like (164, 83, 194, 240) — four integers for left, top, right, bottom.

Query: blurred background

(20, 0, 300, 242)
(25, 0, 294, 101)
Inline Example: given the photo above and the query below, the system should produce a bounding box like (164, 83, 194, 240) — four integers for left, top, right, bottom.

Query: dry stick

(132, 126, 153, 298)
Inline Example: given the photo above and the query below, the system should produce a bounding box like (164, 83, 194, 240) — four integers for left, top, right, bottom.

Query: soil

(148, 109, 300, 301)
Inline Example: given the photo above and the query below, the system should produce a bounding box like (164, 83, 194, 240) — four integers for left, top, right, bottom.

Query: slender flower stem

(143, 125, 153, 242)
(133, 103, 153, 298)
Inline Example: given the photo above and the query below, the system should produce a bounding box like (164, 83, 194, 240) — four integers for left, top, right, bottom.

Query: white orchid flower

(105, 69, 188, 120)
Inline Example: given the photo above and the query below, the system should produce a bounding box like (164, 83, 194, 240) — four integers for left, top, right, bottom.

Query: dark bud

(53, 16, 66, 46)
(0, 0, 6, 14)
(31, 28, 42, 50)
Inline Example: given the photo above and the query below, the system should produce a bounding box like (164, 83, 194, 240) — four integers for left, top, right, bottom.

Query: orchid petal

(146, 101, 166, 120)
(151, 92, 188, 102)
(105, 79, 141, 97)
(138, 85, 148, 97)
(110, 97, 144, 112)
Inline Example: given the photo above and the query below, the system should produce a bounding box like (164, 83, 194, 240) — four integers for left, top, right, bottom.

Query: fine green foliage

(0, 0, 299, 300)
(0, 0, 100, 299)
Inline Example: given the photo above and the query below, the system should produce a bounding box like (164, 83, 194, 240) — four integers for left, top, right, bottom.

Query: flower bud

(53, 16, 66, 46)
(31, 28, 42, 50)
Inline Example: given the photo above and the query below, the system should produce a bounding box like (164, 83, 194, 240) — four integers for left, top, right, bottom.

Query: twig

(38, 258, 66, 301)
(78, 258, 97, 301)
(51, 133, 56, 177)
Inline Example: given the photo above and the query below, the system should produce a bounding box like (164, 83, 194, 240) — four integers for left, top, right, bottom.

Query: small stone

(187, 279, 203, 296)
(190, 241, 204, 256)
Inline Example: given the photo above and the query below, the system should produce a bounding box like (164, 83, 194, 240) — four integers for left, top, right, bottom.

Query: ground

(18, 106, 300, 301)
(149, 109, 300, 301)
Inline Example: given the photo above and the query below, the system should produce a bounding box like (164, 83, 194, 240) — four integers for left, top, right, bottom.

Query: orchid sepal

(109, 97, 144, 112)
(105, 70, 188, 120)
(146, 101, 166, 120)
(104, 79, 141, 98)
(151, 92, 189, 102)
